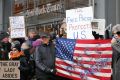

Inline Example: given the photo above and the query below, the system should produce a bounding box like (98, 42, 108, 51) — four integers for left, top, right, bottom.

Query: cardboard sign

(0, 61, 20, 79)
(66, 6, 94, 39)
(9, 16, 26, 38)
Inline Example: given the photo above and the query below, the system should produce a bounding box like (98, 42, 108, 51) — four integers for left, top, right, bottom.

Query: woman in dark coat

(9, 44, 29, 80)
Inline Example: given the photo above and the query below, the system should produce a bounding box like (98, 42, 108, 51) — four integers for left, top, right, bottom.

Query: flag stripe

(74, 50, 112, 54)
(75, 47, 112, 51)
(74, 53, 112, 58)
(73, 57, 112, 62)
(76, 43, 111, 48)
(56, 67, 111, 80)
(56, 59, 111, 73)
(74, 60, 111, 65)
(76, 39, 111, 44)
(56, 58, 111, 69)
(56, 63, 111, 74)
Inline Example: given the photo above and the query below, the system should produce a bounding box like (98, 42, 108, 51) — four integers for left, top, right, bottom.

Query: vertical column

(94, 0, 105, 19)
(116, 0, 120, 24)
(0, 0, 3, 30)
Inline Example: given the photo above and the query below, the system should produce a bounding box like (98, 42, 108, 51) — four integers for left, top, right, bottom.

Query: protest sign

(9, 16, 26, 38)
(66, 6, 94, 39)
(91, 19, 105, 35)
(0, 61, 20, 79)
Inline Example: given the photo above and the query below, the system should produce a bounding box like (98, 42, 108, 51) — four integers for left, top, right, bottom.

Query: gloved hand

(45, 68, 57, 74)
(50, 69, 57, 74)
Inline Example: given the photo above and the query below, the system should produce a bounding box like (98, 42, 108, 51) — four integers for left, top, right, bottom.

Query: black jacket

(35, 42, 56, 77)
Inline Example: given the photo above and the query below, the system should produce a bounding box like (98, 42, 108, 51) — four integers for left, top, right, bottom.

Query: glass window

(65, 0, 89, 10)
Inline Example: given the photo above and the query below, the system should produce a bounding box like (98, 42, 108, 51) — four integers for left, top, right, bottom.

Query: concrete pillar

(105, 0, 116, 26)
(0, 0, 3, 30)
(116, 0, 120, 24)
(94, 0, 105, 19)
(3, 0, 12, 30)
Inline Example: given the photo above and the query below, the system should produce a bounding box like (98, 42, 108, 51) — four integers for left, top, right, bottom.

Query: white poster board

(9, 16, 26, 38)
(0, 61, 20, 79)
(91, 19, 105, 35)
(66, 6, 94, 39)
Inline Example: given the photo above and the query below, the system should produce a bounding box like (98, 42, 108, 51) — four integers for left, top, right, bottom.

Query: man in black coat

(35, 33, 56, 80)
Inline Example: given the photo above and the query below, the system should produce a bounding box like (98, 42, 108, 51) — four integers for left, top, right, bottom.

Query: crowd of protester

(0, 24, 120, 80)
(0, 29, 71, 80)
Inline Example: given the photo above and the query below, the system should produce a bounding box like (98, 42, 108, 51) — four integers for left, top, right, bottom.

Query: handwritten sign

(66, 6, 94, 39)
(9, 16, 26, 38)
(0, 61, 20, 79)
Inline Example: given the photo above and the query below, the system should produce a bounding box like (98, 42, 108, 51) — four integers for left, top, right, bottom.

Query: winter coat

(112, 41, 120, 80)
(35, 42, 56, 78)
(9, 51, 29, 80)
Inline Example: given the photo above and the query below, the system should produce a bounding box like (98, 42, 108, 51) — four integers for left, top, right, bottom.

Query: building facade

(12, 0, 90, 34)
(0, 0, 120, 35)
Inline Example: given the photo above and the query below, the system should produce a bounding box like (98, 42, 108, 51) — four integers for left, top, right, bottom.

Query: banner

(56, 38, 112, 80)
(0, 61, 20, 79)
(9, 16, 26, 38)
(66, 6, 94, 39)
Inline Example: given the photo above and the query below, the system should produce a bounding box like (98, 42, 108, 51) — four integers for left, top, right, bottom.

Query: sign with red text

(9, 16, 26, 38)
(66, 7, 94, 39)
(0, 61, 20, 79)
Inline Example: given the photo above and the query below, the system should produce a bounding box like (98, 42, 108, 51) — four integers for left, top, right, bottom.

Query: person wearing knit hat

(9, 42, 30, 80)
(111, 24, 120, 80)
(9, 43, 23, 60)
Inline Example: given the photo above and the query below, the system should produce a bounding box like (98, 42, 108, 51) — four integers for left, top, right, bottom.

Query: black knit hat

(11, 41, 21, 51)
(12, 44, 21, 52)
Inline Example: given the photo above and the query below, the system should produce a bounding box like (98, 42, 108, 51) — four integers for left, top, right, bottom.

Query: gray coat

(35, 42, 56, 78)
(112, 41, 120, 80)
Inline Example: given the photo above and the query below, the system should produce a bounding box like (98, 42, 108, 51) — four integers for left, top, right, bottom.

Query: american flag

(55, 38, 112, 80)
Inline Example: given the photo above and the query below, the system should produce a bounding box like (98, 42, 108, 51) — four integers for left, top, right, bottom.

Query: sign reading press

(0, 61, 20, 79)
(66, 6, 94, 39)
